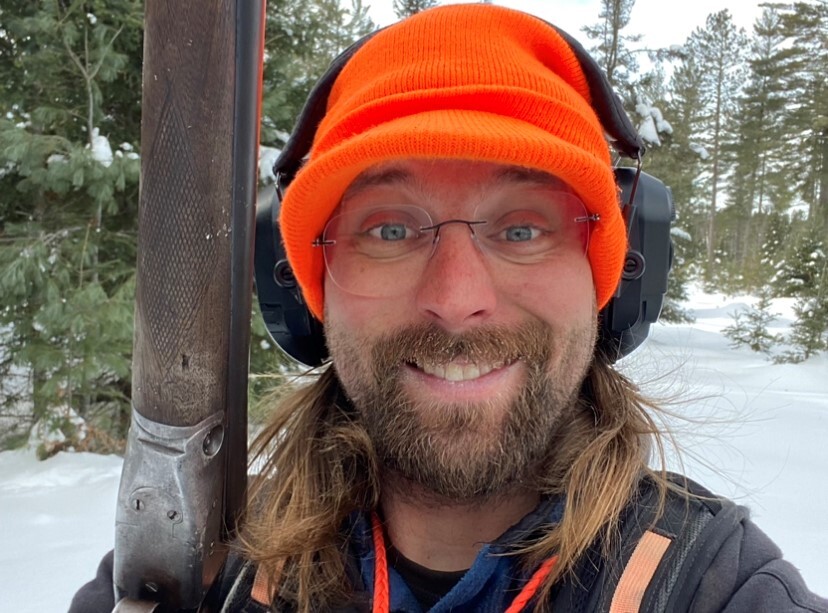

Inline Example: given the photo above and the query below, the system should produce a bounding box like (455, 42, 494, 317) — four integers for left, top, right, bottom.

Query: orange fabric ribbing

(279, 4, 626, 319)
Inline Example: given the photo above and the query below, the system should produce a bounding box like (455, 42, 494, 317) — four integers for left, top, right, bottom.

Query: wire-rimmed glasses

(313, 192, 598, 298)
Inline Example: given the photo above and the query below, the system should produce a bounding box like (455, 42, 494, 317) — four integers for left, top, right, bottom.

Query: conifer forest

(0, 0, 826, 453)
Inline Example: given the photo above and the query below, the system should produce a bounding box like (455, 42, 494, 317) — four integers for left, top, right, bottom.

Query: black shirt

(388, 545, 468, 610)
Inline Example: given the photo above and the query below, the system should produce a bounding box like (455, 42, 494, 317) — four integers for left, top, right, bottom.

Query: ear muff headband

(273, 33, 378, 185)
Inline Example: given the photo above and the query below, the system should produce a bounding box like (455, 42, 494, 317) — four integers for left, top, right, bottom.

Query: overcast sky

(366, 0, 770, 48)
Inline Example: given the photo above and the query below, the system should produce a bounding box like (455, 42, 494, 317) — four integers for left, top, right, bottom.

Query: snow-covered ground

(1, 288, 826, 611)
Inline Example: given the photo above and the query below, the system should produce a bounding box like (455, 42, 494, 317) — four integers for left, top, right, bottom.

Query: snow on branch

(635, 97, 672, 147)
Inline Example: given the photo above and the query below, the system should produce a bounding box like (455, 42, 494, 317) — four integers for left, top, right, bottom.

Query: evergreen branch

(78, 222, 91, 289)
(6, 227, 86, 247)
(89, 27, 124, 81)
(54, 0, 84, 28)
(60, 27, 89, 81)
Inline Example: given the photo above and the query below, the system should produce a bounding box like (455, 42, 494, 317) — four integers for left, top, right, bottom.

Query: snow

(117, 142, 140, 161)
(0, 450, 122, 611)
(1, 287, 826, 611)
(635, 99, 672, 146)
(89, 127, 113, 168)
(671, 227, 692, 241)
(258, 145, 281, 183)
(689, 142, 711, 160)
(638, 115, 661, 146)
(273, 129, 291, 145)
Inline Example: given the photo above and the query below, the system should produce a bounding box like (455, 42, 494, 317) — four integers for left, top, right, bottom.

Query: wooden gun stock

(113, 1, 265, 609)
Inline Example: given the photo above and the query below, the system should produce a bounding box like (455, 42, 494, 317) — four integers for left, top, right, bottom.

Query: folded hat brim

(280, 109, 626, 320)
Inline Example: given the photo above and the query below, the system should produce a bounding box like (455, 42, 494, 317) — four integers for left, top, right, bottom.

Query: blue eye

(369, 223, 412, 241)
(504, 226, 542, 242)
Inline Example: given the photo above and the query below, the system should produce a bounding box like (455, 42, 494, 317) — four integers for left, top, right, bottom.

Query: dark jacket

(70, 476, 828, 612)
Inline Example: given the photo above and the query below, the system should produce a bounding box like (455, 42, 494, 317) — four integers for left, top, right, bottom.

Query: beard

(326, 317, 596, 505)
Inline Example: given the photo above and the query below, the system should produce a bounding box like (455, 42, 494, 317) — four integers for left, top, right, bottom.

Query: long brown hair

(239, 351, 669, 611)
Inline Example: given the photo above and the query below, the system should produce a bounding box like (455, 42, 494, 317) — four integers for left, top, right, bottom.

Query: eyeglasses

(313, 192, 598, 298)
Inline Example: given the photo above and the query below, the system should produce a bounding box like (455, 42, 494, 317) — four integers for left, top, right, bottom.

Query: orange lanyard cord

(370, 513, 558, 613)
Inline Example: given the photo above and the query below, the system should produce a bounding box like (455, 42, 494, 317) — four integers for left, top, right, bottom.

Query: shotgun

(112, 1, 265, 610)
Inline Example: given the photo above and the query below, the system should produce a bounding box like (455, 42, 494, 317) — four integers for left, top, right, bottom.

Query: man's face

(324, 159, 598, 503)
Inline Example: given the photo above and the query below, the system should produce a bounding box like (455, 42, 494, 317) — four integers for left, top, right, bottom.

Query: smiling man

(325, 160, 598, 506)
(72, 4, 827, 613)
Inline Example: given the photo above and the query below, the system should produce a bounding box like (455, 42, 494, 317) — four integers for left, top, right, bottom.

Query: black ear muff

(600, 168, 675, 360)
(254, 184, 327, 366)
(254, 19, 675, 367)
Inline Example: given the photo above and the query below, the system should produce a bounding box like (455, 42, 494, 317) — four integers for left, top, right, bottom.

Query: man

(73, 4, 827, 612)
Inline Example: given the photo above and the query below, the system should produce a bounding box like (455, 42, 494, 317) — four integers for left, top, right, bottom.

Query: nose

(414, 223, 498, 330)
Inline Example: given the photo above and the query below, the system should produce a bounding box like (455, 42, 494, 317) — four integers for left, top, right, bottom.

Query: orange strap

(503, 555, 558, 613)
(609, 530, 672, 613)
(370, 513, 557, 613)
(251, 559, 284, 606)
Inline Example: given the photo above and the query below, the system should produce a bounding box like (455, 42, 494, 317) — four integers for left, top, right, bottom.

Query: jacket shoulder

(687, 509, 828, 613)
(69, 549, 116, 613)
(553, 473, 827, 613)
(641, 474, 827, 613)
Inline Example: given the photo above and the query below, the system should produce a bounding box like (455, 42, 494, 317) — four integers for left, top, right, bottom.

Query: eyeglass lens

(318, 193, 593, 298)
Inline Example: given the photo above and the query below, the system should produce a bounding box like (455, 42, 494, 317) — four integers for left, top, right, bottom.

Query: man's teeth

(418, 361, 502, 382)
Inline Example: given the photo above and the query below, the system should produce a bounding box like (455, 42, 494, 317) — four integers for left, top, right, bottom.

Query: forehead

(340, 159, 573, 205)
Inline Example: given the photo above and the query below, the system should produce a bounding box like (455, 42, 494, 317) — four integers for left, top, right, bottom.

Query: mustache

(369, 321, 555, 375)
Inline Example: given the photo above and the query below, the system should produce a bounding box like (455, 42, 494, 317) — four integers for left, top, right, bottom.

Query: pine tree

(0, 0, 143, 450)
(726, 7, 796, 285)
(722, 289, 780, 354)
(788, 291, 828, 362)
(664, 54, 710, 221)
(642, 54, 710, 314)
(758, 212, 791, 294)
(581, 0, 641, 96)
(684, 10, 748, 281)
(261, 0, 374, 146)
(782, 291, 828, 362)
(393, 0, 439, 20)
(772, 222, 826, 297)
(776, 226, 827, 362)
(779, 1, 828, 232)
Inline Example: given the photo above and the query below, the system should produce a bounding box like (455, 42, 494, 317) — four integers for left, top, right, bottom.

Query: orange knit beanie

(279, 4, 626, 320)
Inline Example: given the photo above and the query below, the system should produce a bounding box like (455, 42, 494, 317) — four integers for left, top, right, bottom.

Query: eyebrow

(340, 164, 570, 204)
(492, 166, 569, 189)
(341, 167, 414, 202)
